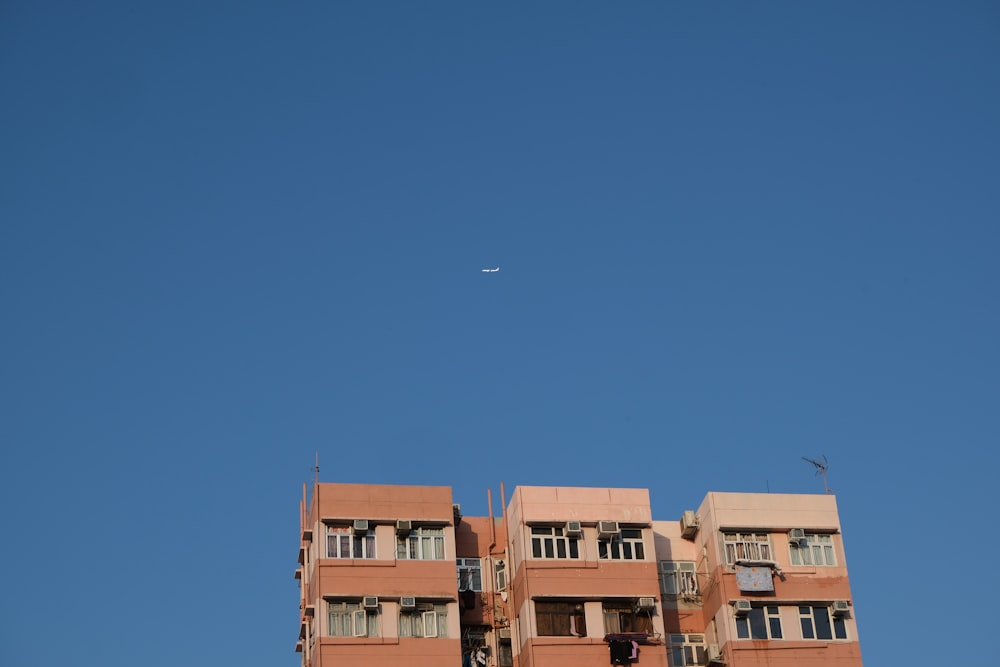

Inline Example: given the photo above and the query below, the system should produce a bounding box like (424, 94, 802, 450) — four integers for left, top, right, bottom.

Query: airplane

(481, 267, 500, 273)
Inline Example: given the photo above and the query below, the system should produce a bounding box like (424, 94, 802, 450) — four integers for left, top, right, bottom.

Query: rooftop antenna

(802, 455, 831, 494)
(314, 451, 320, 485)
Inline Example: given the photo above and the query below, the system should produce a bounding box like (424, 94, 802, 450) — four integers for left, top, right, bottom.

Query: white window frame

(735, 605, 782, 640)
(723, 532, 772, 565)
(399, 603, 448, 638)
(397, 526, 446, 560)
(327, 601, 380, 638)
(659, 561, 699, 597)
(798, 605, 848, 640)
(326, 525, 376, 559)
(457, 558, 482, 592)
(599, 528, 646, 560)
(669, 633, 708, 666)
(494, 558, 507, 591)
(789, 534, 836, 566)
(530, 526, 580, 560)
(421, 611, 439, 638)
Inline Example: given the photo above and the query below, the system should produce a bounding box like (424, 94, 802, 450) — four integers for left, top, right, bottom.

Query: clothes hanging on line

(608, 639, 639, 665)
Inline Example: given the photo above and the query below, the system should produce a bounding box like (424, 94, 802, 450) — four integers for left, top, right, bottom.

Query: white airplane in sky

(481, 266, 500, 273)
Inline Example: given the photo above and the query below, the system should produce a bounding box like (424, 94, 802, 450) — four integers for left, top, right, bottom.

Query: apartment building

(295, 483, 863, 667)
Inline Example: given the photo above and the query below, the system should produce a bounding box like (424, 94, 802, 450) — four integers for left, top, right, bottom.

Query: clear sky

(2, 2, 997, 665)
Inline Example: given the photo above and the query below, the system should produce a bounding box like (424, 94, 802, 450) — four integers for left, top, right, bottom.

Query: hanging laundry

(462, 588, 477, 610)
(609, 639, 633, 665)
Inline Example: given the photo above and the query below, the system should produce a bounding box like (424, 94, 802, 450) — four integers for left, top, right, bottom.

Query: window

(669, 634, 708, 666)
(327, 601, 379, 638)
(599, 528, 645, 560)
(397, 526, 445, 560)
(498, 642, 513, 667)
(457, 558, 482, 591)
(494, 558, 507, 591)
(799, 606, 847, 640)
(531, 526, 580, 559)
(463, 632, 486, 651)
(789, 534, 836, 566)
(735, 605, 782, 640)
(659, 561, 699, 597)
(399, 604, 448, 638)
(723, 532, 772, 565)
(602, 602, 653, 635)
(326, 525, 376, 559)
(535, 601, 587, 636)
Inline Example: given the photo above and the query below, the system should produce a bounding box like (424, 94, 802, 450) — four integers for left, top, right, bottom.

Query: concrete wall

(506, 486, 669, 667)
(295, 484, 864, 667)
(694, 493, 863, 667)
(300, 483, 463, 667)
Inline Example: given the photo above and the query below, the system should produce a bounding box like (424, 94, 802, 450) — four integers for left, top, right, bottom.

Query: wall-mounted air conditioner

(353, 519, 369, 533)
(634, 596, 656, 611)
(732, 599, 752, 616)
(788, 528, 807, 545)
(831, 600, 850, 617)
(707, 644, 725, 664)
(400, 596, 416, 610)
(564, 521, 583, 537)
(597, 521, 620, 539)
(680, 510, 700, 539)
(396, 520, 412, 535)
(362, 596, 379, 611)
(498, 627, 511, 640)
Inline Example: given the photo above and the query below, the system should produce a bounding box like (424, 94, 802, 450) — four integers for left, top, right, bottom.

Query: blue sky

(1, 2, 997, 665)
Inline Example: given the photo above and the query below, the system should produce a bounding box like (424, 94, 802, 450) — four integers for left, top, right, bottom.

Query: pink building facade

(295, 484, 863, 667)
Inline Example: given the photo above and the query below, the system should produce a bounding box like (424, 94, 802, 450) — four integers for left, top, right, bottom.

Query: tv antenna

(802, 455, 831, 494)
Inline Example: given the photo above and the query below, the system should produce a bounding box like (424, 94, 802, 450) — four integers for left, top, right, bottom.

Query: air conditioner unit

(680, 510, 700, 539)
(635, 596, 656, 611)
(564, 520, 583, 537)
(498, 627, 511, 640)
(396, 520, 412, 535)
(831, 600, 850, 617)
(353, 519, 369, 533)
(788, 528, 807, 545)
(732, 599, 752, 616)
(707, 644, 725, 664)
(400, 596, 416, 610)
(597, 521, 620, 539)
(362, 596, 379, 611)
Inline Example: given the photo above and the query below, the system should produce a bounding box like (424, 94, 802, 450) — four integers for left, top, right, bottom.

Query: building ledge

(604, 633, 662, 645)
